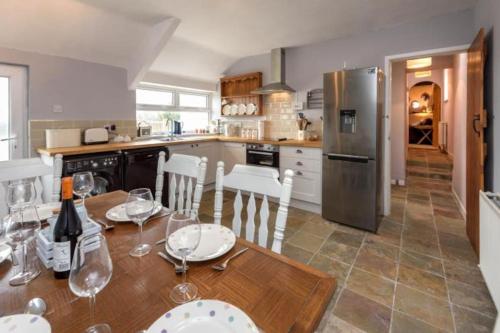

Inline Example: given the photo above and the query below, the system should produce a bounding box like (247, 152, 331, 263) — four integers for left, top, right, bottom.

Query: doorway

(0, 64, 28, 161)
(408, 81, 441, 147)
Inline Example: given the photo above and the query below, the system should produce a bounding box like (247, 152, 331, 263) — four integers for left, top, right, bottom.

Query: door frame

(0, 63, 28, 159)
(383, 44, 469, 215)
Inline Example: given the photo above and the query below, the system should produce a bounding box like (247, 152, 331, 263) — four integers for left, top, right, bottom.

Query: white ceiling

(0, 0, 477, 83)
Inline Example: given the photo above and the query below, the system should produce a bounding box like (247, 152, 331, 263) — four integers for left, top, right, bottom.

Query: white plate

(245, 103, 256, 115)
(147, 300, 258, 333)
(0, 314, 51, 333)
(1, 203, 56, 224)
(166, 223, 235, 262)
(230, 104, 238, 116)
(0, 244, 12, 264)
(237, 104, 246, 115)
(222, 104, 231, 116)
(105, 202, 163, 222)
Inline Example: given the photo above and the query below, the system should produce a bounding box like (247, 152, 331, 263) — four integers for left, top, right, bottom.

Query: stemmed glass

(125, 188, 154, 257)
(73, 172, 94, 207)
(69, 233, 113, 333)
(4, 181, 41, 286)
(165, 212, 201, 303)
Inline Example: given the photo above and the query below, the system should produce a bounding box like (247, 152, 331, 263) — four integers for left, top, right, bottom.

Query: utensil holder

(297, 130, 305, 141)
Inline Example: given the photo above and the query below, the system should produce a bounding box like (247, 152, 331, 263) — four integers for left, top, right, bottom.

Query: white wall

(474, 0, 500, 192)
(391, 62, 407, 183)
(452, 53, 468, 212)
(0, 47, 135, 120)
(443, 68, 454, 154)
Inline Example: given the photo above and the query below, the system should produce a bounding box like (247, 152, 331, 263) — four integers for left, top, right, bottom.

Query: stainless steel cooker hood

(251, 48, 296, 95)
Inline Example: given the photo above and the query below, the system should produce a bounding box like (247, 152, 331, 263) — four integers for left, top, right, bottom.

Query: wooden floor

(198, 149, 497, 332)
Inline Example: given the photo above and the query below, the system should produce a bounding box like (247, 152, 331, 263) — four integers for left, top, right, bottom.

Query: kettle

(173, 121, 183, 135)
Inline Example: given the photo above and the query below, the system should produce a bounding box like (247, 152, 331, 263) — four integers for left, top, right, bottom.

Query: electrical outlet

(53, 105, 63, 113)
(293, 102, 304, 110)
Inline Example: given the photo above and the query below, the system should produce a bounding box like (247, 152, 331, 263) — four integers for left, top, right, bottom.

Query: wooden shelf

(221, 94, 258, 99)
(220, 72, 263, 116)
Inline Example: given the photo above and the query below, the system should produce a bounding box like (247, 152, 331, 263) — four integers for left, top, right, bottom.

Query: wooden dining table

(0, 191, 336, 333)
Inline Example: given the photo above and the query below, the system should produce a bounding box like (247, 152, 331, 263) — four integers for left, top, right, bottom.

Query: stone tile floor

(198, 148, 497, 332)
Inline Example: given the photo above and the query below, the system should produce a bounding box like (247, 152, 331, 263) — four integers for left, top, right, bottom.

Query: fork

(157, 251, 188, 274)
(211, 247, 249, 271)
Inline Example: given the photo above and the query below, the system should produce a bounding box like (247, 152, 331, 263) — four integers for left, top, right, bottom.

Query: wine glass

(125, 188, 154, 257)
(165, 212, 201, 303)
(73, 172, 94, 207)
(69, 233, 113, 333)
(5, 181, 41, 286)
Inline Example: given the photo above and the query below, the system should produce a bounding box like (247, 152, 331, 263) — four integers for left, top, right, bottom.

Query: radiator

(479, 191, 500, 312)
(439, 121, 448, 152)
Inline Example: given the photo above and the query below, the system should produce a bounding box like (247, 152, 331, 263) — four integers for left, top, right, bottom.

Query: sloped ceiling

(0, 0, 477, 84)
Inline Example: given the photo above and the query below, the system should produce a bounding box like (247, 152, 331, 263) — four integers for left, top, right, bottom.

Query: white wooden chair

(155, 152, 208, 217)
(0, 154, 63, 217)
(213, 162, 294, 254)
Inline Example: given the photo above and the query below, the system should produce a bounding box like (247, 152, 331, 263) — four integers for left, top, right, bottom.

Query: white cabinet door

(167, 143, 215, 184)
(283, 169, 322, 204)
(193, 142, 216, 184)
(222, 142, 246, 174)
(280, 147, 322, 204)
(168, 143, 192, 155)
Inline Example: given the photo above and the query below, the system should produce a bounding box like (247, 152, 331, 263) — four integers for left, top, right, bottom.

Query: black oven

(246, 143, 279, 168)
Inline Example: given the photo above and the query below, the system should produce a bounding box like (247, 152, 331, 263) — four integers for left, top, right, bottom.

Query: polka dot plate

(146, 300, 259, 333)
(0, 314, 51, 333)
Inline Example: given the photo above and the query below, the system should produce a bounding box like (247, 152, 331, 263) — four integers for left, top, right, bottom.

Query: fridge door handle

(325, 153, 370, 163)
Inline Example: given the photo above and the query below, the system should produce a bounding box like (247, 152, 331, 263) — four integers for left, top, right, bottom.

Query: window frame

(136, 85, 212, 114)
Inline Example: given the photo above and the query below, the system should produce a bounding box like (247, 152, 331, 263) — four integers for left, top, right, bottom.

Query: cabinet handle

(191, 144, 194, 148)
(296, 161, 303, 166)
(296, 149, 303, 154)
(196, 144, 199, 147)
(296, 171, 303, 176)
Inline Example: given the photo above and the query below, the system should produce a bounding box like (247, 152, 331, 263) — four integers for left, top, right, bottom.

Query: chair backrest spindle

(214, 163, 294, 254)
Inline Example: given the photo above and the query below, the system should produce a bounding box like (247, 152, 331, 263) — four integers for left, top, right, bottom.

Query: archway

(408, 81, 442, 147)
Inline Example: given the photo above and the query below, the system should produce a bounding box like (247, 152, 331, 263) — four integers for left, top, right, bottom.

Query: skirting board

(452, 187, 466, 219)
(289, 199, 321, 214)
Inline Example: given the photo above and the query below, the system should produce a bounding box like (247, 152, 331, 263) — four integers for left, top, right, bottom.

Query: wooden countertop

(0, 191, 336, 333)
(37, 136, 322, 156)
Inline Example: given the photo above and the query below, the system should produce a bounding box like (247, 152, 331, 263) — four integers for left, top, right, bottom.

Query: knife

(93, 218, 115, 230)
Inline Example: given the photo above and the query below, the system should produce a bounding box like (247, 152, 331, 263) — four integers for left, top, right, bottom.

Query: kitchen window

(136, 86, 212, 134)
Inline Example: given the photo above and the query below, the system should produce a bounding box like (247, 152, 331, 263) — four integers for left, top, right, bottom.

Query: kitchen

(0, 1, 499, 333)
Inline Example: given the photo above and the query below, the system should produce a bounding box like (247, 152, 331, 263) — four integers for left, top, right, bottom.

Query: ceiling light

(415, 71, 432, 78)
(407, 57, 432, 69)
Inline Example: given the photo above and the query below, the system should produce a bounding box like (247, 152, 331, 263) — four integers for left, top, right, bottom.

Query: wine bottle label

(53, 241, 71, 272)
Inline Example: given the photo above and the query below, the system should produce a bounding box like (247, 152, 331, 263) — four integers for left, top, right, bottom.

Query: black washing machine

(62, 152, 123, 195)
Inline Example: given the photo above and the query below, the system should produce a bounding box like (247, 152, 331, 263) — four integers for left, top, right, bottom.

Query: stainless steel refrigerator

(322, 67, 384, 232)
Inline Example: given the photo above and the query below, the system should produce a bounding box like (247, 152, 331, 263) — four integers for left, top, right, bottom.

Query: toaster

(83, 128, 109, 144)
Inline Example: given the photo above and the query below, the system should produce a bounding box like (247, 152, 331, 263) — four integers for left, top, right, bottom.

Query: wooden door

(466, 28, 487, 255)
(432, 84, 442, 147)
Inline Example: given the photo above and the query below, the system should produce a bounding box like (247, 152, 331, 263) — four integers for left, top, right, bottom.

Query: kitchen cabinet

(222, 142, 246, 174)
(280, 147, 322, 204)
(167, 142, 219, 185)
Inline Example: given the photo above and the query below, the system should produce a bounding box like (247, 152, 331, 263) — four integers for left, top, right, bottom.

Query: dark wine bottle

(53, 177, 83, 279)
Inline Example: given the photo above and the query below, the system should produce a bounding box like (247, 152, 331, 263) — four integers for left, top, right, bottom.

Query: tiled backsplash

(263, 93, 297, 139)
(29, 119, 136, 156)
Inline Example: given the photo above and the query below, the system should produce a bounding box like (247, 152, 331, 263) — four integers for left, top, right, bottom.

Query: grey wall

(226, 9, 475, 92)
(474, 0, 500, 192)
(0, 47, 135, 120)
(286, 9, 475, 92)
